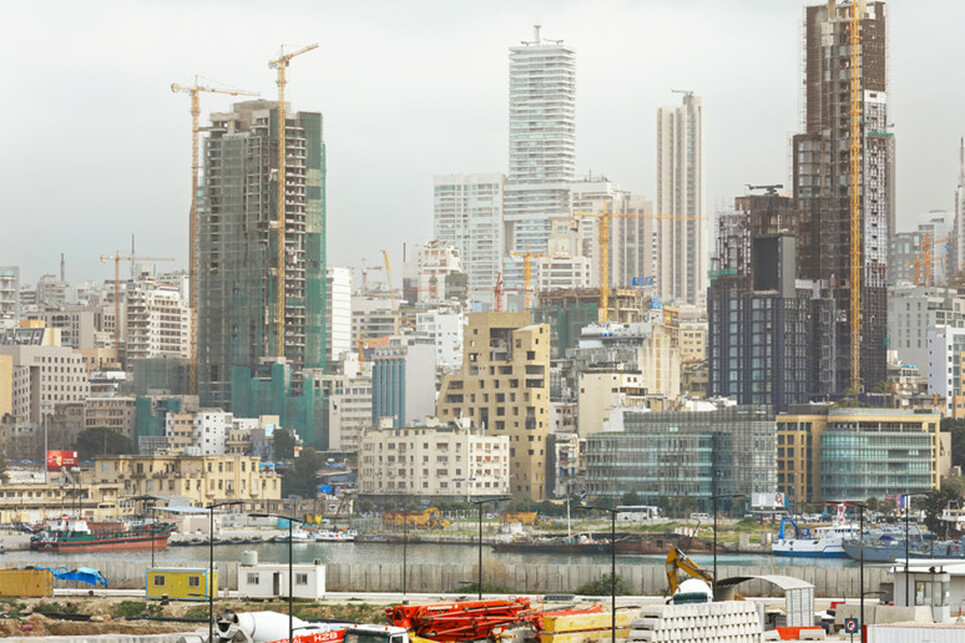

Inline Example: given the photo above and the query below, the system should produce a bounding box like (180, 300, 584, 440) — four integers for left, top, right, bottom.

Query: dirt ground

(0, 596, 390, 637)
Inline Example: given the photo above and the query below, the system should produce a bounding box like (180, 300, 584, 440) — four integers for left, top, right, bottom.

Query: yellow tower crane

(848, 0, 863, 393)
(99, 252, 174, 365)
(573, 207, 705, 324)
(381, 249, 400, 335)
(507, 247, 556, 311)
(170, 76, 259, 394)
(268, 43, 319, 359)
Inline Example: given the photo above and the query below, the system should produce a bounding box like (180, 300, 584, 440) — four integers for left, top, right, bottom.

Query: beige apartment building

(437, 312, 551, 500)
(357, 421, 509, 500)
(93, 454, 281, 508)
(776, 406, 949, 508)
(0, 472, 124, 523)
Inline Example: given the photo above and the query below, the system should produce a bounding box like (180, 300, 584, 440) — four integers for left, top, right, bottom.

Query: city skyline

(1, 0, 963, 285)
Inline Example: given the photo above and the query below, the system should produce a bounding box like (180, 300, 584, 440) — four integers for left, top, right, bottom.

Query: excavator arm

(665, 547, 714, 596)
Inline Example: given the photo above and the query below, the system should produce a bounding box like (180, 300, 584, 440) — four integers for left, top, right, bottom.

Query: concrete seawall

(2, 559, 892, 598)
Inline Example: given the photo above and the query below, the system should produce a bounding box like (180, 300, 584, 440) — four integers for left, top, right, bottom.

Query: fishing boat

(315, 529, 356, 542)
(30, 517, 175, 553)
(272, 527, 315, 544)
(772, 509, 859, 558)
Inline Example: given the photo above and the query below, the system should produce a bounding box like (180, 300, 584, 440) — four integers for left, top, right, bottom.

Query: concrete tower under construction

(792, 1, 892, 395)
(198, 100, 327, 409)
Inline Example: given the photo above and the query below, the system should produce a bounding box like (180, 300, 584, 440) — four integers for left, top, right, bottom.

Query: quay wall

(1, 559, 891, 598)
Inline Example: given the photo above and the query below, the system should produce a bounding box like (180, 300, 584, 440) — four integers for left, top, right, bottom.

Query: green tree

(73, 427, 133, 460)
(273, 428, 296, 461)
(281, 447, 325, 498)
(621, 490, 641, 506)
(941, 418, 965, 470)
(923, 477, 965, 535)
(0, 449, 9, 484)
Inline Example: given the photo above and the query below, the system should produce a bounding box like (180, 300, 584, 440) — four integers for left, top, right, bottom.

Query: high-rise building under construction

(198, 100, 327, 409)
(792, 1, 892, 394)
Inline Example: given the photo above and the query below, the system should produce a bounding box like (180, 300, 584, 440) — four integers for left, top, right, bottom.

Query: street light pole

(251, 511, 305, 643)
(577, 505, 618, 643)
(207, 499, 244, 643)
(470, 496, 510, 600)
(831, 500, 867, 643)
(902, 492, 928, 608)
(710, 493, 744, 601)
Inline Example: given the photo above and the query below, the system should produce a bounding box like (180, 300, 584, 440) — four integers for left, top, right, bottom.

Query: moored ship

(30, 518, 175, 553)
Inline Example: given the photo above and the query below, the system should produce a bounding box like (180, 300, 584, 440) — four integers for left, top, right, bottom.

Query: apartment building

(776, 405, 947, 508)
(437, 312, 551, 500)
(94, 454, 281, 507)
(357, 422, 509, 500)
(125, 278, 191, 360)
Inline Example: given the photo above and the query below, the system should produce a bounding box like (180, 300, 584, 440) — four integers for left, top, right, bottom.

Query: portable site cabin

(146, 567, 216, 601)
(0, 568, 53, 597)
(238, 562, 326, 600)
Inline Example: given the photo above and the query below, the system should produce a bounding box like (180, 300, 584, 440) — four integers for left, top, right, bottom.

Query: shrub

(575, 573, 630, 596)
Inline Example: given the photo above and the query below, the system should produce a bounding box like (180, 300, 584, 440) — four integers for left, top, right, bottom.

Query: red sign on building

(46, 450, 78, 471)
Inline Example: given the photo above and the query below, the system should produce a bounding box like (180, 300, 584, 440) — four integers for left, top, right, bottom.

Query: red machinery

(386, 599, 603, 642)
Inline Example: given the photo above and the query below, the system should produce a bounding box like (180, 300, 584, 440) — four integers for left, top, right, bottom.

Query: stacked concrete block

(629, 601, 763, 643)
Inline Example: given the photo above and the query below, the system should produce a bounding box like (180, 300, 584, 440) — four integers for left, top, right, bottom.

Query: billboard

(46, 450, 78, 471)
(751, 492, 786, 510)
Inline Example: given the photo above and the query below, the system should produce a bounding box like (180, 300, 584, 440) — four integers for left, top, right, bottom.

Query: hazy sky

(1, 0, 963, 286)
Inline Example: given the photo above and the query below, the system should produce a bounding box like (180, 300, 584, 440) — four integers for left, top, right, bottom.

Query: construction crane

(745, 184, 784, 195)
(269, 43, 319, 359)
(573, 207, 706, 324)
(494, 272, 503, 312)
(912, 233, 952, 286)
(848, 0, 862, 392)
(507, 247, 557, 311)
(381, 249, 400, 335)
(171, 76, 259, 394)
(99, 252, 174, 363)
(358, 264, 384, 295)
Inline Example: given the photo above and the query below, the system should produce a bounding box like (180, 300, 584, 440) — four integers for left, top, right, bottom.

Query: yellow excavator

(665, 547, 743, 601)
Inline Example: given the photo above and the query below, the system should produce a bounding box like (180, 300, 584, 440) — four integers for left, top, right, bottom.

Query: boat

(315, 529, 356, 542)
(772, 510, 859, 558)
(30, 517, 175, 553)
(492, 533, 613, 554)
(843, 531, 965, 562)
(272, 527, 314, 544)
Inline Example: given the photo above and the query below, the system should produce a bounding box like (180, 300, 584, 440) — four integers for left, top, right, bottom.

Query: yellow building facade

(776, 406, 948, 508)
(93, 454, 281, 507)
(437, 313, 551, 500)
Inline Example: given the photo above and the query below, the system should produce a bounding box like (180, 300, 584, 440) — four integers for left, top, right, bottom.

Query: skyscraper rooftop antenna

(534, 24, 541, 44)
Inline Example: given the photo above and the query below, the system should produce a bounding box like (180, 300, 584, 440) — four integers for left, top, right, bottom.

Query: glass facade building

(585, 405, 776, 512)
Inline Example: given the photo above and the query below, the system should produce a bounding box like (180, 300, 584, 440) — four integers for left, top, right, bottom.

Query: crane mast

(99, 252, 174, 368)
(170, 76, 258, 394)
(849, 0, 862, 392)
(573, 207, 705, 324)
(268, 43, 319, 359)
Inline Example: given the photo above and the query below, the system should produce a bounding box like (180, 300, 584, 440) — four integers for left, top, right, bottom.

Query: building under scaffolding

(792, 1, 892, 394)
(198, 100, 327, 415)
